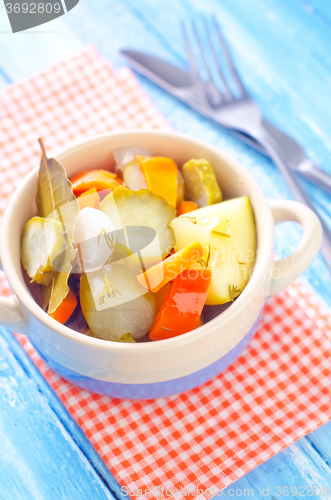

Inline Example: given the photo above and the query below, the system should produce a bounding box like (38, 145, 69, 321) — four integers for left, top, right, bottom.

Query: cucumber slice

(80, 264, 156, 341)
(21, 216, 66, 286)
(181, 159, 222, 207)
(101, 188, 176, 259)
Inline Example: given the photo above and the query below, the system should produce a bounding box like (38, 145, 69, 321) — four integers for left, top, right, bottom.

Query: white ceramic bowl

(0, 131, 322, 399)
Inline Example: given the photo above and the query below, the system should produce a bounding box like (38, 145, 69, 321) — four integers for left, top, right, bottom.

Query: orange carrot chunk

(49, 288, 77, 324)
(77, 188, 101, 210)
(136, 156, 178, 207)
(70, 169, 121, 196)
(177, 200, 198, 216)
(149, 267, 212, 341)
(155, 282, 173, 313)
(138, 242, 204, 293)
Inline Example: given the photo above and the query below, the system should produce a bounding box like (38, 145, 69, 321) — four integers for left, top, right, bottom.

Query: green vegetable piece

(181, 158, 222, 208)
(120, 333, 136, 343)
(80, 264, 156, 342)
(101, 188, 176, 259)
(21, 216, 66, 286)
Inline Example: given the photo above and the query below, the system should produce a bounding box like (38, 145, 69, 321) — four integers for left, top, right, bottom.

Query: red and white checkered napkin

(1, 46, 331, 500)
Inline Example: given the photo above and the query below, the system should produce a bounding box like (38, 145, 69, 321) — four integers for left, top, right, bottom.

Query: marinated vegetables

(20, 141, 256, 342)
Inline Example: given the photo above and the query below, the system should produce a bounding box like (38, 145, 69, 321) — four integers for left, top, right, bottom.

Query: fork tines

(182, 16, 247, 104)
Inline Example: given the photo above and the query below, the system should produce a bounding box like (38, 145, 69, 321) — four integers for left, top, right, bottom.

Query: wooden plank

(61, 0, 183, 68)
(307, 423, 331, 467)
(0, 328, 119, 500)
(297, 0, 331, 25)
(121, 0, 331, 186)
(0, 67, 11, 88)
(221, 438, 331, 499)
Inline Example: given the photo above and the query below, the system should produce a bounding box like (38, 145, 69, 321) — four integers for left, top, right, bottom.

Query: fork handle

(300, 164, 331, 196)
(258, 132, 331, 271)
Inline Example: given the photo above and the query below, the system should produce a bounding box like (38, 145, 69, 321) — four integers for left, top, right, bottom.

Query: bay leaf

(36, 139, 80, 314)
(41, 282, 52, 312)
(48, 271, 71, 315)
(36, 138, 79, 241)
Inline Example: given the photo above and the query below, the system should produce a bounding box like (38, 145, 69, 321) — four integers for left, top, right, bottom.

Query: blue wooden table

(0, 0, 331, 498)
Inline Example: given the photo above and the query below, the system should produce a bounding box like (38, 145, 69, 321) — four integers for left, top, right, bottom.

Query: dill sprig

(179, 216, 197, 224)
(228, 284, 242, 302)
(99, 274, 122, 305)
(98, 228, 115, 250)
(197, 244, 211, 269)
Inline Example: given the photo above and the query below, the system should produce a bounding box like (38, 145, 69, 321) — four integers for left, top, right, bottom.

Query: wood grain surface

(0, 1, 330, 498)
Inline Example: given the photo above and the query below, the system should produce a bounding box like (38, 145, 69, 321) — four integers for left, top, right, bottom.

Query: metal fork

(183, 16, 331, 270)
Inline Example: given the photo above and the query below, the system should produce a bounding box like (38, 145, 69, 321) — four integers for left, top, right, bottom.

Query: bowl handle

(0, 260, 28, 334)
(268, 200, 322, 296)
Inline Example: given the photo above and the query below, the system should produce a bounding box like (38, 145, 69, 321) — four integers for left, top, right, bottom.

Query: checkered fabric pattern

(1, 46, 331, 500)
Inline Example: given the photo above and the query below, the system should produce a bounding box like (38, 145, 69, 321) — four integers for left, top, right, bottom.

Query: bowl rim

(1, 129, 274, 352)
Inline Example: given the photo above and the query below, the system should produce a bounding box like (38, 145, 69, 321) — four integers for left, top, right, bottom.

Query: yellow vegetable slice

(170, 196, 256, 304)
(136, 156, 178, 207)
(80, 264, 156, 341)
(137, 242, 204, 293)
(181, 159, 222, 207)
(21, 216, 66, 286)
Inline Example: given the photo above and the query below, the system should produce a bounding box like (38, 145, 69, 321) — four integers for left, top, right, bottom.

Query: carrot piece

(155, 282, 173, 313)
(48, 288, 77, 324)
(70, 169, 121, 196)
(136, 156, 178, 207)
(177, 200, 198, 216)
(138, 242, 204, 293)
(149, 267, 212, 341)
(71, 169, 117, 184)
(77, 188, 101, 210)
